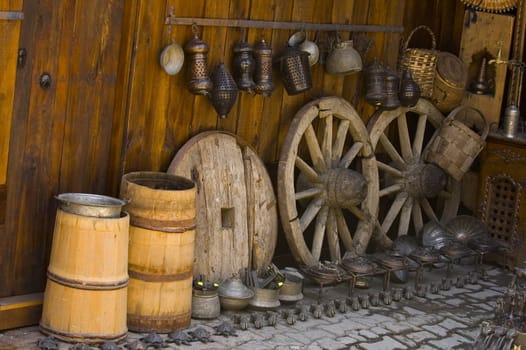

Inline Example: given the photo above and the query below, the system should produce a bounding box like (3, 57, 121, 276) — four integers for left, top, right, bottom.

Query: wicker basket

(399, 25, 438, 98)
(424, 106, 489, 181)
(431, 52, 468, 113)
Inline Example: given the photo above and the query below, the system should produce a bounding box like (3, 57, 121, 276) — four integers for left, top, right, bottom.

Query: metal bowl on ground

(445, 215, 489, 243)
(279, 268, 304, 303)
(249, 287, 280, 310)
(420, 220, 453, 250)
(55, 193, 127, 218)
(218, 275, 254, 311)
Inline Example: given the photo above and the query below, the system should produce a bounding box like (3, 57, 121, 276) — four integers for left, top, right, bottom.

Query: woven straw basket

(424, 106, 489, 181)
(399, 25, 438, 98)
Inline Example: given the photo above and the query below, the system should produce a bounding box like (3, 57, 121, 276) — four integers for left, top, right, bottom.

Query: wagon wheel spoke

(305, 124, 327, 173)
(367, 99, 461, 247)
(379, 133, 405, 167)
(335, 208, 353, 251)
(339, 141, 363, 169)
(311, 205, 329, 261)
(397, 113, 413, 161)
(412, 200, 424, 235)
(326, 208, 341, 261)
(278, 97, 378, 265)
(299, 196, 325, 232)
(295, 187, 323, 201)
(333, 119, 350, 163)
(296, 156, 320, 183)
(321, 113, 333, 167)
(412, 113, 428, 157)
(398, 196, 413, 236)
(420, 197, 439, 222)
(381, 192, 408, 233)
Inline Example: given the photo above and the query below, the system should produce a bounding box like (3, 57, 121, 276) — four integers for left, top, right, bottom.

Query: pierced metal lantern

(276, 46, 312, 95)
(365, 61, 386, 107)
(253, 38, 274, 96)
(232, 40, 256, 94)
(209, 63, 238, 119)
(383, 73, 401, 110)
(184, 27, 213, 95)
(399, 69, 420, 107)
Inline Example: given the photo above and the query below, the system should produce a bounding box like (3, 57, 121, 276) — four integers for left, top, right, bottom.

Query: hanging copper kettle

(184, 25, 213, 95)
(253, 38, 275, 96)
(209, 63, 238, 119)
(232, 40, 256, 94)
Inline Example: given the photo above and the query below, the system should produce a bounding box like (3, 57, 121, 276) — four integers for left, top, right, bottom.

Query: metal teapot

(325, 34, 362, 75)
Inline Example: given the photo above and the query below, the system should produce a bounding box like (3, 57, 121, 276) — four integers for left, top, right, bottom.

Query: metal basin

(55, 193, 127, 218)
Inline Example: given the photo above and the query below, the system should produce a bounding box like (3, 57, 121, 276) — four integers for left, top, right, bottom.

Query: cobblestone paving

(0, 264, 513, 349)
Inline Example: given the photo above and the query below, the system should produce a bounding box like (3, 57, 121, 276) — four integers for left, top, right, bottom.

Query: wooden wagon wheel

(278, 96, 379, 266)
(367, 99, 461, 248)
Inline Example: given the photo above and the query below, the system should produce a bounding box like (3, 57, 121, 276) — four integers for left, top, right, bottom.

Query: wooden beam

(0, 293, 43, 330)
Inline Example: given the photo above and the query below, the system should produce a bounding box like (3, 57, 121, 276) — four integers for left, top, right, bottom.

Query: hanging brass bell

(253, 38, 275, 96)
(209, 63, 238, 119)
(232, 40, 256, 94)
(184, 27, 213, 95)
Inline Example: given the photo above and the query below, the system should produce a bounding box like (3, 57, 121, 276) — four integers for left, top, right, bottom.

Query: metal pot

(325, 39, 362, 75)
(278, 268, 304, 303)
(191, 289, 220, 320)
(217, 274, 254, 311)
(55, 193, 127, 218)
(249, 287, 280, 310)
(288, 30, 319, 66)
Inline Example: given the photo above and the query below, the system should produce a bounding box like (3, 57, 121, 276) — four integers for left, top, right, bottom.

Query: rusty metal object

(276, 46, 312, 95)
(439, 241, 474, 259)
(365, 61, 386, 107)
(340, 255, 377, 274)
(399, 69, 421, 107)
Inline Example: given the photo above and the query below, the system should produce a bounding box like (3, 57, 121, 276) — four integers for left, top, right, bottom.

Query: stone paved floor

(0, 263, 513, 349)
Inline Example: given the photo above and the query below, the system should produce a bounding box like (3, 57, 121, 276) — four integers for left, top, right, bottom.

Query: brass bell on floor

(232, 40, 256, 94)
(209, 63, 238, 119)
(253, 38, 275, 96)
(184, 25, 213, 95)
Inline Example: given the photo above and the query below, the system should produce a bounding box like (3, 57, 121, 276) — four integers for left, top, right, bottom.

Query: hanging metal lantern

(253, 38, 274, 96)
(209, 63, 238, 119)
(364, 61, 386, 107)
(184, 25, 213, 95)
(383, 73, 401, 110)
(399, 69, 420, 107)
(276, 46, 312, 95)
(232, 40, 256, 94)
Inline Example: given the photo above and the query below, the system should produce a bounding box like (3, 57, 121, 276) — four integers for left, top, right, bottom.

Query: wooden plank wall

(1, 0, 464, 297)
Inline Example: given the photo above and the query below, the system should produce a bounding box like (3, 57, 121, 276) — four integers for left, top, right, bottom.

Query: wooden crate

(459, 10, 514, 127)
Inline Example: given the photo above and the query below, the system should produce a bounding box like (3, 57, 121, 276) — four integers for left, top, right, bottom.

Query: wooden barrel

(431, 52, 468, 113)
(120, 171, 196, 333)
(40, 209, 129, 344)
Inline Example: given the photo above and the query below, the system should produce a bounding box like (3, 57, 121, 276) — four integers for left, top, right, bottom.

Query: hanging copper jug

(383, 73, 400, 110)
(184, 25, 213, 95)
(232, 40, 256, 94)
(365, 61, 386, 107)
(399, 70, 420, 107)
(253, 38, 274, 96)
(209, 63, 238, 119)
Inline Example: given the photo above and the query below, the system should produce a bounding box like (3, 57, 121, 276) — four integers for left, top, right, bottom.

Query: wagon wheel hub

(402, 162, 447, 198)
(321, 168, 367, 208)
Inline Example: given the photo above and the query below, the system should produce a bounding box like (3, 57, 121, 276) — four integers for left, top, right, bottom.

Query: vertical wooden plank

(0, 0, 23, 185)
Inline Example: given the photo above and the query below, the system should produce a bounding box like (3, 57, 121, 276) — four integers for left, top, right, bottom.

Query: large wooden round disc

(167, 131, 277, 282)
(278, 96, 379, 266)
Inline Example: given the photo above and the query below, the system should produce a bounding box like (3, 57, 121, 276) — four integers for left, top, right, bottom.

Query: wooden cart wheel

(367, 99, 461, 248)
(278, 96, 379, 266)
